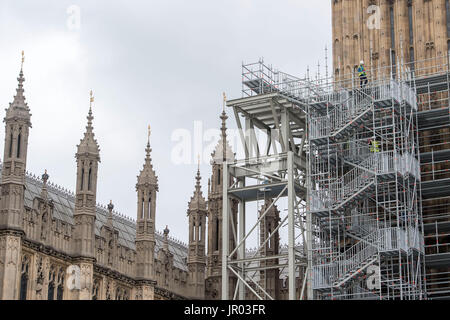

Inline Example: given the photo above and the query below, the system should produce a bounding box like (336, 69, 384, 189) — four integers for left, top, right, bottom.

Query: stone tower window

(148, 195, 151, 219)
(8, 130, 13, 158)
(215, 218, 219, 251)
(17, 130, 21, 158)
(410, 47, 415, 71)
(268, 225, 272, 249)
(56, 285, 63, 300)
(408, 4, 414, 43)
(19, 272, 28, 300)
(92, 279, 100, 300)
(56, 269, 64, 300)
(48, 266, 55, 300)
(81, 167, 85, 190)
(19, 256, 30, 300)
(88, 165, 92, 191)
(48, 282, 54, 300)
(194, 220, 197, 241)
(389, 4, 397, 77)
(446, 0, 450, 38)
(390, 5, 395, 50)
(141, 196, 145, 219)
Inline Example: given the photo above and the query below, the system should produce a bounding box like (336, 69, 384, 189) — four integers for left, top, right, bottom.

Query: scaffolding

(307, 66, 426, 300)
(222, 59, 309, 300)
(223, 54, 450, 300)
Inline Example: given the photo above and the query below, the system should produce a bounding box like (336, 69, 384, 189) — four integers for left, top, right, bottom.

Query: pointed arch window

(198, 222, 202, 242)
(48, 267, 55, 300)
(17, 130, 21, 158)
(194, 219, 198, 241)
(148, 194, 152, 219)
(20, 272, 28, 300)
(8, 130, 13, 158)
(115, 287, 123, 300)
(92, 279, 100, 300)
(56, 268, 64, 300)
(19, 256, 29, 300)
(446, 0, 450, 38)
(57, 285, 64, 300)
(217, 169, 221, 185)
(141, 191, 145, 219)
(268, 224, 272, 249)
(48, 282, 55, 300)
(215, 219, 219, 251)
(88, 163, 92, 191)
(390, 4, 395, 50)
(408, 3, 414, 44)
(80, 165, 85, 191)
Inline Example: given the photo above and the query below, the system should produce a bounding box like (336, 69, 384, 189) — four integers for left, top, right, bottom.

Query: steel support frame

(221, 89, 308, 301)
(222, 152, 305, 300)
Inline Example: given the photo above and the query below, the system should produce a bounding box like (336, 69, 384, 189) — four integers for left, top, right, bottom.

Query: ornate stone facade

(0, 63, 194, 300)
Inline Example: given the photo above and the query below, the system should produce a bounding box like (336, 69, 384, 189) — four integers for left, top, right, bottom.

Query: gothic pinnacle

(220, 92, 228, 161)
(87, 90, 94, 131)
(21, 50, 24, 72)
(146, 124, 152, 161)
(76, 90, 100, 159)
(10, 50, 28, 110)
(137, 124, 158, 189)
(220, 92, 228, 140)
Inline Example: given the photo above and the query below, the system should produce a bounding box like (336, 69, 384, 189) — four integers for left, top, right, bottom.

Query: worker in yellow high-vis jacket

(369, 139, 380, 153)
(357, 60, 368, 88)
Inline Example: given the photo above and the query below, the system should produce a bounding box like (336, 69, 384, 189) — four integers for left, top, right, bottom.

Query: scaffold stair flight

(332, 231, 379, 288)
(310, 89, 374, 143)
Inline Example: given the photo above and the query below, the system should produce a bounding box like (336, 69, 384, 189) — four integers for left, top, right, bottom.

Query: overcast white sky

(0, 1, 332, 244)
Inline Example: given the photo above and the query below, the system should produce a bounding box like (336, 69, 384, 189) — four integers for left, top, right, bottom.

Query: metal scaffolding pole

(287, 151, 296, 300)
(238, 179, 246, 300)
(222, 161, 229, 300)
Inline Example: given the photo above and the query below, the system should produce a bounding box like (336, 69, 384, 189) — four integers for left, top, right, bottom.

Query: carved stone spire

(137, 125, 158, 187)
(8, 51, 29, 114)
(72, 91, 101, 300)
(188, 158, 207, 211)
(0, 51, 32, 234)
(77, 91, 100, 159)
(220, 93, 228, 148)
(211, 94, 235, 164)
(135, 125, 158, 283)
(187, 161, 207, 299)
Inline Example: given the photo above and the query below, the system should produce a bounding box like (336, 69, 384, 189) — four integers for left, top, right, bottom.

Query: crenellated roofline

(0, 160, 189, 250)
